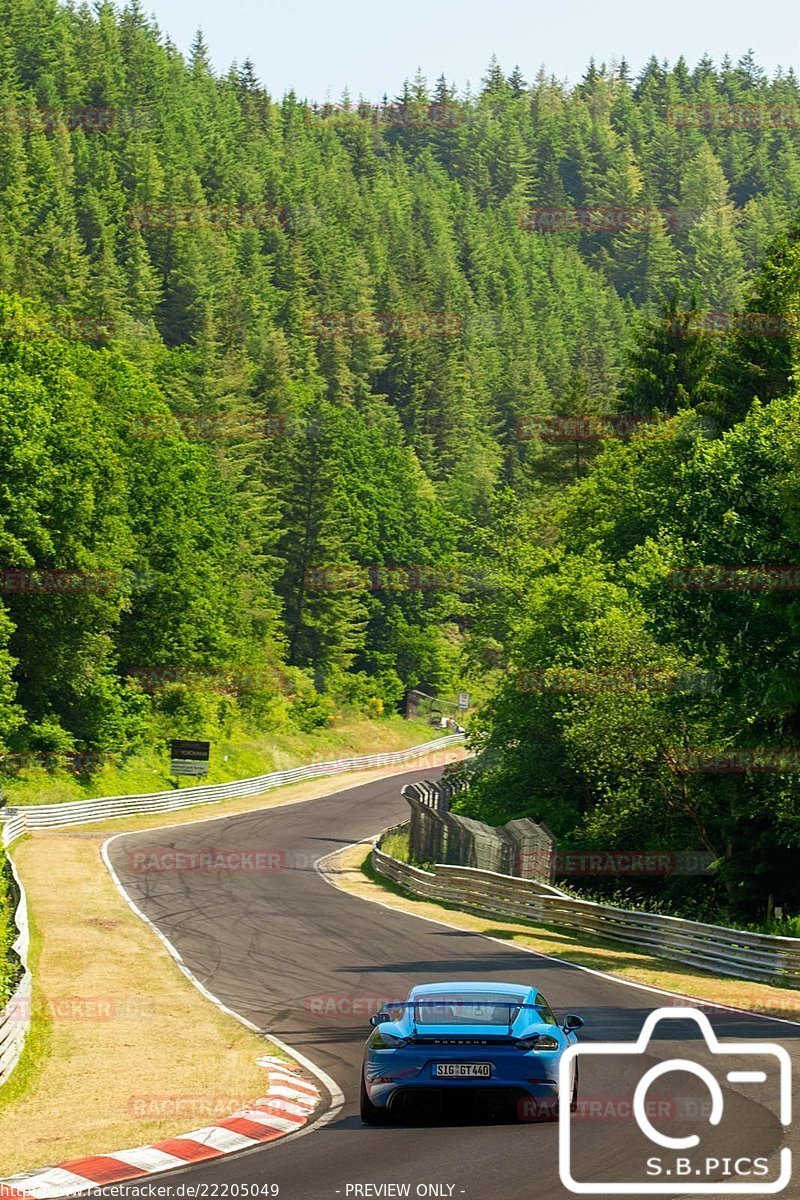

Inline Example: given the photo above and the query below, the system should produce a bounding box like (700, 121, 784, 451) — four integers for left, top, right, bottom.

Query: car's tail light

(370, 1031, 409, 1049)
(515, 1035, 560, 1051)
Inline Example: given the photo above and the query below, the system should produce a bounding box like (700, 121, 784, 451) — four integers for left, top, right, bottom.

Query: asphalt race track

(103, 766, 800, 1200)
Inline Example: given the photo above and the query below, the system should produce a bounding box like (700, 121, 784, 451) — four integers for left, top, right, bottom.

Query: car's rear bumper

(367, 1076, 560, 1113)
(389, 1084, 532, 1115)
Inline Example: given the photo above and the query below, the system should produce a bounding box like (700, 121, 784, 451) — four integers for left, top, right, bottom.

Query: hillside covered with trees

(458, 232, 800, 923)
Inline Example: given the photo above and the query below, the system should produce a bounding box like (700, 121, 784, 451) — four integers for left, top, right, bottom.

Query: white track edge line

(6, 766, 461, 1195)
(100, 837, 345, 1157)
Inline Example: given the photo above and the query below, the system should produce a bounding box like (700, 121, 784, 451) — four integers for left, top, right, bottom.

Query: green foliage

(468, 335, 800, 920)
(380, 829, 413, 863)
(0, 8, 799, 933)
(288, 695, 335, 733)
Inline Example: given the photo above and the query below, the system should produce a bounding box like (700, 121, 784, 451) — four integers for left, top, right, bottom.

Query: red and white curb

(0, 1056, 321, 1199)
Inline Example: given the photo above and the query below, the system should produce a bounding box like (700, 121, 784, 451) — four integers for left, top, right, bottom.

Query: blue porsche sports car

(360, 981, 584, 1124)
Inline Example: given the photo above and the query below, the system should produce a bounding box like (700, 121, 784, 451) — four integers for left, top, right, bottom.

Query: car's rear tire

(570, 1064, 579, 1113)
(360, 1072, 391, 1125)
(535, 1066, 578, 1123)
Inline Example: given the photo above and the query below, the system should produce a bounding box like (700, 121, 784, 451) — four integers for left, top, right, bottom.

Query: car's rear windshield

(413, 993, 525, 1025)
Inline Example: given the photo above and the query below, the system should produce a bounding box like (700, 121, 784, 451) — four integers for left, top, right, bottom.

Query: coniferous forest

(2, 0, 800, 921)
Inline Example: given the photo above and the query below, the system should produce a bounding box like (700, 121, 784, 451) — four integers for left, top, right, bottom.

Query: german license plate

(434, 1062, 491, 1078)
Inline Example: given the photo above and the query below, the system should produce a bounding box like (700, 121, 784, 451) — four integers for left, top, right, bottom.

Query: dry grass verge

(0, 832, 271, 1174)
(0, 755, 464, 1175)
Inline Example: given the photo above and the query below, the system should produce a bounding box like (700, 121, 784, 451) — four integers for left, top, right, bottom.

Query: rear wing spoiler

(372, 1000, 553, 1036)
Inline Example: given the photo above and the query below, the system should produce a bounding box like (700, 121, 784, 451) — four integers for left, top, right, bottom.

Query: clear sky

(146, 0, 799, 100)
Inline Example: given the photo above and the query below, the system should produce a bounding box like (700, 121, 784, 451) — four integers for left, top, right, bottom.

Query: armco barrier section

(372, 829, 800, 987)
(0, 734, 464, 849)
(0, 853, 31, 1087)
(1, 815, 26, 849)
(402, 780, 555, 880)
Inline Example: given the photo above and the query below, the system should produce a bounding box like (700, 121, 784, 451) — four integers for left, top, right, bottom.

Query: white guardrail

(373, 825, 800, 988)
(0, 734, 464, 849)
(0, 733, 463, 1087)
(0, 853, 31, 1087)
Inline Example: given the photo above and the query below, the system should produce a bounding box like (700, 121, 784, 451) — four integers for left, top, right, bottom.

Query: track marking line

(0, 763, 455, 1195)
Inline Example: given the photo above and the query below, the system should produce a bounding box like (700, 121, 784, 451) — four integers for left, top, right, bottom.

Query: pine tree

(680, 145, 746, 310)
(618, 293, 716, 417)
(507, 66, 526, 96)
(482, 56, 507, 96)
